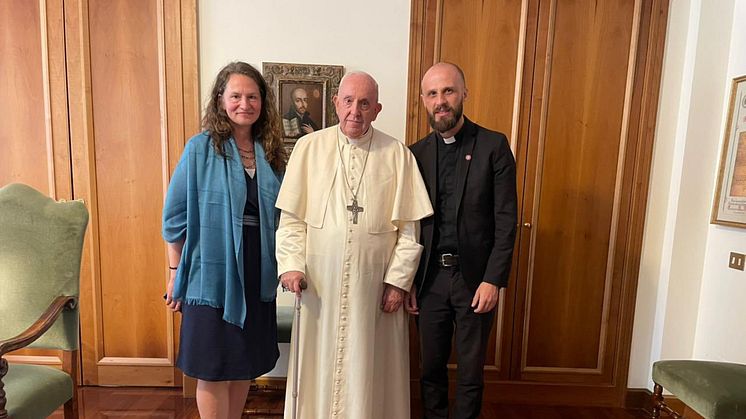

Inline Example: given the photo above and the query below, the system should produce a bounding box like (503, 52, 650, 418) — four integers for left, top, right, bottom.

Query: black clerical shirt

(434, 129, 463, 254)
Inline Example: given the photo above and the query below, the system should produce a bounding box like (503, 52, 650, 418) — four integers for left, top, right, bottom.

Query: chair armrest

(0, 295, 77, 356)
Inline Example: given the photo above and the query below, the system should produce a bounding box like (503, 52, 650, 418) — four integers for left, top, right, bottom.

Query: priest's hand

(280, 271, 306, 296)
(405, 285, 419, 315)
(471, 282, 498, 313)
(381, 284, 405, 313)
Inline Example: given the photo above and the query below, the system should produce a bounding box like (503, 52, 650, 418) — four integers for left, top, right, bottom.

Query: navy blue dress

(177, 170, 279, 381)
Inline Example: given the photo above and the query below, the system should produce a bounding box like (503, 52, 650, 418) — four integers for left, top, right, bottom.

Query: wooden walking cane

(291, 279, 307, 419)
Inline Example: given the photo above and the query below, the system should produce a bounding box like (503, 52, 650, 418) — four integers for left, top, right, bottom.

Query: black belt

(435, 253, 459, 268)
(242, 214, 259, 226)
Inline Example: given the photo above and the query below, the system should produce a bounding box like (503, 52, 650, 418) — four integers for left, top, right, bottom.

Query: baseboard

(252, 377, 287, 390)
(182, 375, 196, 398)
(182, 375, 286, 398)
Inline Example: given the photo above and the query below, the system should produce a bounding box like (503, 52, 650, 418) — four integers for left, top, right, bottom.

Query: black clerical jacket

(409, 117, 518, 294)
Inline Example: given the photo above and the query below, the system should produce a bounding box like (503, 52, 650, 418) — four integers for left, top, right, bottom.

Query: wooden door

(407, 0, 529, 385)
(0, 0, 73, 369)
(406, 0, 669, 406)
(514, 0, 640, 388)
(65, 0, 199, 386)
(510, 0, 670, 405)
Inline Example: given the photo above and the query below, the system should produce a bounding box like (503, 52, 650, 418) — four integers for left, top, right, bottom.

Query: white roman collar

(338, 126, 373, 147)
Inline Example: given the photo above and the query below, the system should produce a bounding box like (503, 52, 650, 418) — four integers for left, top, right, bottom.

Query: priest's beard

(428, 101, 464, 133)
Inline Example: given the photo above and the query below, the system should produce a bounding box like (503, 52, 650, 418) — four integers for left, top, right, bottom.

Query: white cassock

(276, 126, 433, 419)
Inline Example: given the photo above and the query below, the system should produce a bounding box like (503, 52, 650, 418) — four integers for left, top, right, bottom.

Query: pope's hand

(381, 284, 405, 313)
(471, 282, 499, 313)
(280, 271, 306, 296)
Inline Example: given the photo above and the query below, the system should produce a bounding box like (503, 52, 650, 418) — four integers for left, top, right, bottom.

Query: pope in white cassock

(276, 71, 433, 419)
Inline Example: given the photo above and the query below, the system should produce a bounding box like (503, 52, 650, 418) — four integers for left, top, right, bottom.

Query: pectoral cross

(346, 198, 364, 224)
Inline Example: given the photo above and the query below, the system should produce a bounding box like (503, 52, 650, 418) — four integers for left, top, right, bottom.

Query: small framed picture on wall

(263, 62, 344, 151)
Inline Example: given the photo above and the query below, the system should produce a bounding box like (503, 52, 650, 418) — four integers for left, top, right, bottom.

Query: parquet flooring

(49, 386, 652, 418)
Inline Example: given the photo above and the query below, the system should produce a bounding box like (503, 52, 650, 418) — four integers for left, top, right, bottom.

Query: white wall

(198, 0, 412, 377)
(627, 0, 697, 388)
(692, 0, 746, 361)
(198, 0, 412, 143)
(628, 0, 746, 388)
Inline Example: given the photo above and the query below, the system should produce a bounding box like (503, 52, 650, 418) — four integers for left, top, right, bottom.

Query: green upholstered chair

(0, 183, 88, 419)
(652, 360, 746, 418)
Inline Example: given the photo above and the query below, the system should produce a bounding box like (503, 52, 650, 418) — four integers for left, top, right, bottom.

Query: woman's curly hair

(201, 61, 287, 172)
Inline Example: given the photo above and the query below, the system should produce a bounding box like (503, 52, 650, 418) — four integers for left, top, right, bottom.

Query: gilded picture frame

(262, 62, 344, 150)
(712, 75, 746, 228)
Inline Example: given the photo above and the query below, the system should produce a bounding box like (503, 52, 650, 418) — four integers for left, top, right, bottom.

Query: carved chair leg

(652, 383, 684, 418)
(652, 383, 664, 418)
(0, 357, 8, 419)
(63, 350, 79, 418)
(664, 406, 683, 418)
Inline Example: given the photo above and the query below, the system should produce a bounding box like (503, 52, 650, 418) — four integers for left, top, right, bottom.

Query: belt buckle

(440, 253, 456, 267)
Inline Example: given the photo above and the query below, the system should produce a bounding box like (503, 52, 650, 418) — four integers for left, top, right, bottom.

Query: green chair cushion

(277, 305, 293, 343)
(653, 360, 746, 418)
(4, 363, 73, 419)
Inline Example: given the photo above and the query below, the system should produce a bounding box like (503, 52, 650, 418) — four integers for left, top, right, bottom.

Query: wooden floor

(50, 386, 653, 418)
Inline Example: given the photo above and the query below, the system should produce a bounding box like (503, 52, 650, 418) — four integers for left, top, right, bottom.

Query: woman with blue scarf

(163, 61, 287, 419)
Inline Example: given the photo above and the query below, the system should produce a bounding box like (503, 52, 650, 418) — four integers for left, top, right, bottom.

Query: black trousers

(417, 266, 495, 419)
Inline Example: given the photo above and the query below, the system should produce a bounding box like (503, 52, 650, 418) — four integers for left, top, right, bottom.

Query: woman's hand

(165, 270, 181, 312)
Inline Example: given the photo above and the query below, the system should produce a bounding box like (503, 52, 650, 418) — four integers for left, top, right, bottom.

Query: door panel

(87, 0, 167, 361)
(439, 0, 526, 380)
(0, 0, 71, 199)
(439, 0, 524, 138)
(66, 0, 198, 386)
(515, 0, 636, 383)
(406, 0, 528, 382)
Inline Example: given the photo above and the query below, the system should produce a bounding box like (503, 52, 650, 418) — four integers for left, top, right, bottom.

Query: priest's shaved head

(420, 62, 468, 137)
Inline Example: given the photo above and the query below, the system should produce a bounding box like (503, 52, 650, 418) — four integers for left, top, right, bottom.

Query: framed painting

(262, 62, 344, 149)
(712, 75, 746, 228)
